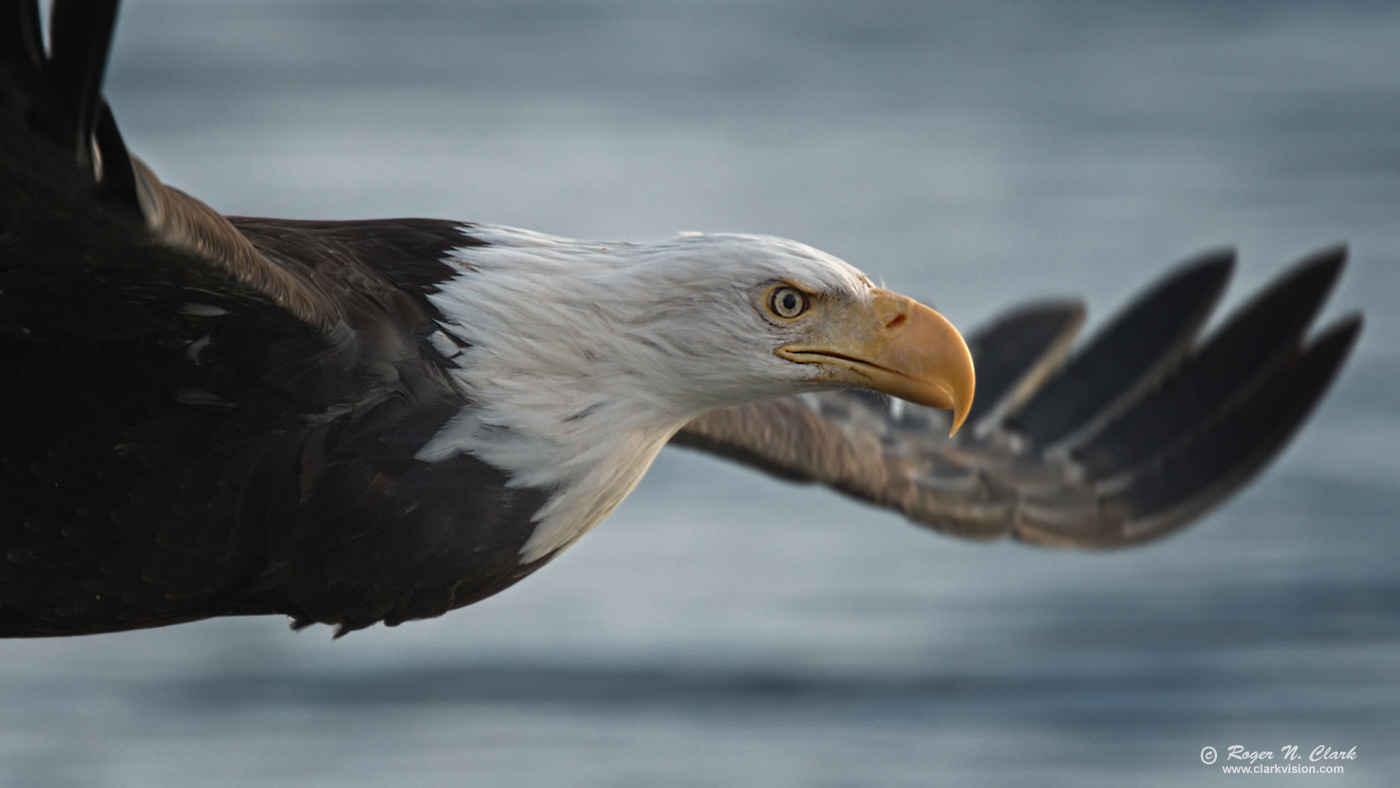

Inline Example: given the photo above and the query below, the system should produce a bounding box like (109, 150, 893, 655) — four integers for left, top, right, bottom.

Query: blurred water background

(3, 1, 1399, 785)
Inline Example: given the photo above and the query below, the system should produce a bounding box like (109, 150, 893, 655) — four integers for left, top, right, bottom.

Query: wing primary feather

(961, 300, 1085, 434)
(1004, 249, 1235, 450)
(1072, 245, 1347, 482)
(1111, 314, 1362, 540)
(38, 0, 119, 172)
(92, 98, 138, 208)
(0, 1, 45, 87)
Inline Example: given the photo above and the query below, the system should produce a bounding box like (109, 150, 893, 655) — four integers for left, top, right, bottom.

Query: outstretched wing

(1, 0, 543, 636)
(673, 248, 1362, 547)
(0, 0, 341, 329)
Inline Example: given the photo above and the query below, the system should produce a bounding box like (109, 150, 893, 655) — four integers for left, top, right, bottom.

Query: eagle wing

(0, 0, 342, 330)
(1, 1, 547, 636)
(674, 249, 1362, 547)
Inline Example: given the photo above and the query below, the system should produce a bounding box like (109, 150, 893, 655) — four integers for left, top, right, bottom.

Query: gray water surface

(3, 1, 1399, 786)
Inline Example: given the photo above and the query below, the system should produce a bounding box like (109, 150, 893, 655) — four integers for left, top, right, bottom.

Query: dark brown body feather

(0, 210, 556, 635)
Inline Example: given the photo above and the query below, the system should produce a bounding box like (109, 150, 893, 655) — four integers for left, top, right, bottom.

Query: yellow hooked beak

(776, 288, 976, 436)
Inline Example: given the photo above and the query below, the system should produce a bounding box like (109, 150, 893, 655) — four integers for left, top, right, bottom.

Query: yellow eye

(767, 286, 809, 319)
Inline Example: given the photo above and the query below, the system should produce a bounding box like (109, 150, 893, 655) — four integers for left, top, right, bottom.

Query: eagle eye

(767, 286, 809, 319)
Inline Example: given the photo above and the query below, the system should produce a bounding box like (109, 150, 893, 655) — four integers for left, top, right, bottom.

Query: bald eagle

(0, 1, 1360, 637)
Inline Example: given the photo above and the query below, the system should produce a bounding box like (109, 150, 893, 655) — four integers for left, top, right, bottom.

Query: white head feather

(418, 225, 878, 561)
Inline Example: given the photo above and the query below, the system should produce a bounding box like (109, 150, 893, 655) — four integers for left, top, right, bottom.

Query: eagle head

(419, 226, 976, 561)
(430, 228, 974, 436)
